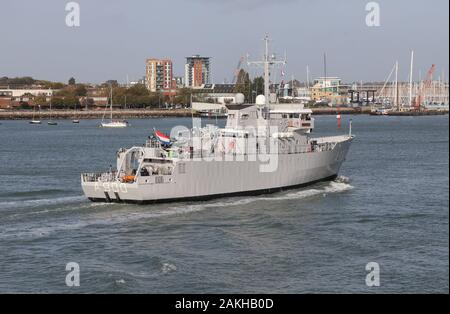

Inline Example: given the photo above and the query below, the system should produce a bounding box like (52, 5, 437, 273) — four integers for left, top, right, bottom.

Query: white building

(0, 88, 55, 97)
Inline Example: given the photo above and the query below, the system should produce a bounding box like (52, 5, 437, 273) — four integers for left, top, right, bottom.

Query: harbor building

(296, 87, 312, 102)
(0, 88, 55, 98)
(145, 58, 174, 92)
(185, 55, 211, 88)
(310, 77, 350, 105)
(191, 84, 239, 114)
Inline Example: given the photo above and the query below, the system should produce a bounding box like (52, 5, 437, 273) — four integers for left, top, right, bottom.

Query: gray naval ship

(81, 37, 354, 204)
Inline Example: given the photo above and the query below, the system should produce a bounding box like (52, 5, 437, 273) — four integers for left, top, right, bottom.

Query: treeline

(35, 83, 194, 109)
(0, 76, 65, 89)
(233, 69, 265, 102)
(4, 76, 208, 109)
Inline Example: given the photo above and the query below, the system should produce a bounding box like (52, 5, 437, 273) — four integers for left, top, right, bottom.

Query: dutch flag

(154, 129, 171, 145)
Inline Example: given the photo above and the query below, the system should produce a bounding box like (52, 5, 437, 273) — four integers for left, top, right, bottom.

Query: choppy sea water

(0, 115, 448, 293)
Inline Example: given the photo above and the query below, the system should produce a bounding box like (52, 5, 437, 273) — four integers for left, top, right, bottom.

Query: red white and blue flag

(154, 130, 171, 145)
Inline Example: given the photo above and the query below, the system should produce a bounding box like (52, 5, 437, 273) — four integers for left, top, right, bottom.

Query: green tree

(74, 84, 87, 97)
(252, 76, 265, 97)
(233, 69, 253, 102)
(0, 76, 35, 86)
(103, 80, 119, 88)
(68, 77, 76, 85)
(80, 97, 94, 109)
(33, 95, 48, 107)
(174, 88, 193, 106)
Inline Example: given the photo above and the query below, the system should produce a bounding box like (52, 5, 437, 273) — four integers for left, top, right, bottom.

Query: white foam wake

(0, 195, 86, 211)
(0, 178, 353, 240)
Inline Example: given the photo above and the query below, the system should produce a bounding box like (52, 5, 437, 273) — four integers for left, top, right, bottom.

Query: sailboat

(47, 97, 58, 125)
(29, 104, 42, 124)
(100, 86, 128, 128)
(72, 102, 80, 124)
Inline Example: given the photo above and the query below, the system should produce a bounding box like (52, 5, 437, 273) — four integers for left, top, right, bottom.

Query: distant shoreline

(0, 107, 447, 120)
(0, 109, 195, 120)
(0, 107, 372, 120)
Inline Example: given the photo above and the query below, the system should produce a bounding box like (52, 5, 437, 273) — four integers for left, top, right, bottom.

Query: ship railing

(145, 139, 162, 148)
(82, 171, 117, 183)
(312, 142, 337, 152)
(167, 142, 337, 160)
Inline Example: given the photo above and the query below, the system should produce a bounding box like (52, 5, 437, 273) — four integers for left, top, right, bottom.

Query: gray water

(0, 115, 448, 293)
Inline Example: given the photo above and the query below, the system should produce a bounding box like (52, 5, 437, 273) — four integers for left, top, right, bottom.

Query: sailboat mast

(324, 53, 327, 101)
(395, 61, 399, 111)
(110, 84, 113, 121)
(409, 50, 414, 108)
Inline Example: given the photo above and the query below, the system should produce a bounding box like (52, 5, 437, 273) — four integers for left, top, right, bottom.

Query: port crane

(414, 64, 436, 111)
(232, 55, 245, 84)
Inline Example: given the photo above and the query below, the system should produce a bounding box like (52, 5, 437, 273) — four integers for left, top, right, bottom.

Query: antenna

(306, 65, 310, 89)
(248, 35, 286, 116)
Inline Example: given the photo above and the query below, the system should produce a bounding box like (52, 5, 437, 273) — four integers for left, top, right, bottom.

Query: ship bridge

(269, 105, 314, 133)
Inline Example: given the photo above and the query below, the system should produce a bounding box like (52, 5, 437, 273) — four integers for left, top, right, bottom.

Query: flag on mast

(154, 129, 171, 145)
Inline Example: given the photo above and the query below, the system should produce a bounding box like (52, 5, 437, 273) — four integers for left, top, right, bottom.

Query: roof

(197, 84, 236, 94)
(225, 104, 254, 111)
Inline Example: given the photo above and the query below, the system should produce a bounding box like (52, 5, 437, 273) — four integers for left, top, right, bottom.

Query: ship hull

(82, 136, 353, 204)
(87, 174, 338, 204)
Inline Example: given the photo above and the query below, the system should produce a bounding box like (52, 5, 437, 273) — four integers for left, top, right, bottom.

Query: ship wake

(0, 177, 353, 240)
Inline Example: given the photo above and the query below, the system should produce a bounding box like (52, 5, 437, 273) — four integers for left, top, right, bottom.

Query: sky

(0, 0, 448, 84)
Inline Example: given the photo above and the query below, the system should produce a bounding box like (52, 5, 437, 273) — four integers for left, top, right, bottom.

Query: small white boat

(30, 105, 42, 124)
(100, 85, 128, 128)
(100, 120, 129, 128)
(48, 98, 58, 125)
(72, 102, 80, 124)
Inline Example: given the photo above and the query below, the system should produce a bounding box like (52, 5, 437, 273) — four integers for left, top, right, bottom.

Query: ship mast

(248, 35, 286, 118)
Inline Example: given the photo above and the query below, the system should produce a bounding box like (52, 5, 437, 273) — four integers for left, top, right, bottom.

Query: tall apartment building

(185, 55, 211, 88)
(145, 59, 174, 92)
